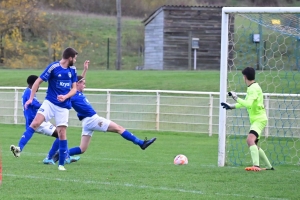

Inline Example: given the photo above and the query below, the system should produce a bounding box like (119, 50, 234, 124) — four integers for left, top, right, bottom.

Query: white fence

(0, 87, 220, 135)
(0, 87, 299, 136)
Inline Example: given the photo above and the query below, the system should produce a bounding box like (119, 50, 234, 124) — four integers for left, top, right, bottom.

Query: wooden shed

(142, 5, 227, 70)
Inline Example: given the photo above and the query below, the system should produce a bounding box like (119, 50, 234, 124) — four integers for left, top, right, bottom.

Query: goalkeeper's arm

(221, 102, 236, 110)
(228, 91, 256, 108)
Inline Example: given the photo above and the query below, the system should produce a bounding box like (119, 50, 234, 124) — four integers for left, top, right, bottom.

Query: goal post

(218, 7, 300, 167)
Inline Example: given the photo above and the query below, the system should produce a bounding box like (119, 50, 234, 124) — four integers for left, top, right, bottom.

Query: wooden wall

(144, 10, 164, 70)
(163, 7, 223, 70)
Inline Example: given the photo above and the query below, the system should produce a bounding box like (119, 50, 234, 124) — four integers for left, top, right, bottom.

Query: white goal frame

(218, 7, 300, 167)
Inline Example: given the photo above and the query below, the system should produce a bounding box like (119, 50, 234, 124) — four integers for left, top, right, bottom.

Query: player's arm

(58, 81, 77, 102)
(234, 102, 244, 109)
(236, 97, 255, 108)
(229, 90, 257, 108)
(64, 83, 77, 99)
(24, 78, 44, 109)
(81, 60, 90, 78)
(31, 98, 42, 109)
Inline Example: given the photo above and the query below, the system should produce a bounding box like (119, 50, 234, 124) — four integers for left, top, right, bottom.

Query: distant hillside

(39, 0, 299, 18)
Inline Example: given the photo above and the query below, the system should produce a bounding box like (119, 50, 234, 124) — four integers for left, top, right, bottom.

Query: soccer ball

(174, 154, 188, 165)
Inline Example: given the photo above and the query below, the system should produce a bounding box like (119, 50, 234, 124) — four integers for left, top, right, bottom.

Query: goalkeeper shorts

(249, 120, 267, 140)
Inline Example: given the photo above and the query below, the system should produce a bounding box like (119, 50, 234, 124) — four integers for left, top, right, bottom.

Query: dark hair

(77, 75, 85, 82)
(242, 67, 255, 81)
(62, 47, 78, 59)
(27, 75, 38, 85)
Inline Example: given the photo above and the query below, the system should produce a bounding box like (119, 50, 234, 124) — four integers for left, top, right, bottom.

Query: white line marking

(4, 174, 289, 200)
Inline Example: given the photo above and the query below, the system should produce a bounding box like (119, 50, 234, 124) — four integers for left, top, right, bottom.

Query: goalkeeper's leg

(245, 129, 261, 171)
(258, 148, 274, 170)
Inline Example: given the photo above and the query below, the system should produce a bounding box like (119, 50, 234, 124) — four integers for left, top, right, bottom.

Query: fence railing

(0, 87, 299, 136)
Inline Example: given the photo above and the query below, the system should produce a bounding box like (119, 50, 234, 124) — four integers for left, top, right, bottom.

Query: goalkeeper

(221, 67, 274, 171)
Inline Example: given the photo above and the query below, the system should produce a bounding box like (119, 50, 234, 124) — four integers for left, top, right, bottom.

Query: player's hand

(57, 95, 67, 102)
(221, 102, 235, 110)
(83, 60, 90, 71)
(228, 91, 238, 101)
(24, 99, 33, 110)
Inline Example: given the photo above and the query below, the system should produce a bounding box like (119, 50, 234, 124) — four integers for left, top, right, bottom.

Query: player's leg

(107, 119, 156, 150)
(245, 120, 267, 171)
(10, 100, 54, 157)
(38, 123, 78, 164)
(52, 124, 86, 164)
(68, 119, 94, 156)
(258, 147, 274, 170)
(69, 135, 91, 156)
(37, 122, 58, 165)
(245, 133, 261, 171)
(56, 126, 68, 170)
(54, 105, 69, 170)
(55, 127, 91, 161)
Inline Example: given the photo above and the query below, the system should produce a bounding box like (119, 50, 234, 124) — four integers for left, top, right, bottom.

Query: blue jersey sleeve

(40, 62, 60, 82)
(22, 88, 41, 128)
(22, 89, 30, 108)
(70, 66, 77, 83)
(31, 97, 42, 109)
(71, 92, 96, 120)
(22, 88, 41, 110)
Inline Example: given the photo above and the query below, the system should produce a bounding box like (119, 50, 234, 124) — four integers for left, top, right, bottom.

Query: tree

(0, 0, 46, 67)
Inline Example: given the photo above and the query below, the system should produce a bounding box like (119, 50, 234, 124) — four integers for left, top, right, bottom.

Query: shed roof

(142, 5, 224, 25)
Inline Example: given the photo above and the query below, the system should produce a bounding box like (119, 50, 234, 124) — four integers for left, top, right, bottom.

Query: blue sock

(47, 138, 59, 159)
(121, 130, 144, 146)
(58, 140, 68, 166)
(69, 147, 82, 156)
(18, 127, 35, 151)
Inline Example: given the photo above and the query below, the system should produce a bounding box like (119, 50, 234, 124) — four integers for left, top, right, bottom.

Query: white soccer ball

(174, 154, 188, 165)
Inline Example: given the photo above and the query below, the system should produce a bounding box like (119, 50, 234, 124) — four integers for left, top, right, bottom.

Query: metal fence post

(106, 90, 111, 120)
(156, 92, 160, 131)
(265, 95, 270, 138)
(209, 94, 214, 136)
(14, 88, 18, 124)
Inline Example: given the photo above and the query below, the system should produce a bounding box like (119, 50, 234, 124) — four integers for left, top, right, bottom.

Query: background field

(1, 69, 300, 199)
(2, 69, 300, 94)
(1, 124, 300, 200)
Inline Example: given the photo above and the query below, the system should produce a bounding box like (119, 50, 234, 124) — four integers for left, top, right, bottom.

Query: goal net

(218, 7, 300, 167)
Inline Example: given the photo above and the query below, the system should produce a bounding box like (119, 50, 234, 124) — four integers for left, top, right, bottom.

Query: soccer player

(221, 67, 274, 171)
(10, 47, 78, 171)
(11, 75, 79, 165)
(48, 60, 156, 162)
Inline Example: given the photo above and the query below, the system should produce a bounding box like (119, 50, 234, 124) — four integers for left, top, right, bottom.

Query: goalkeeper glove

(228, 91, 238, 101)
(221, 102, 235, 110)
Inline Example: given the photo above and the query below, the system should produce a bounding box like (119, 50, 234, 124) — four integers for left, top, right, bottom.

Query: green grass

(0, 124, 300, 200)
(1, 69, 300, 94)
(0, 69, 221, 92)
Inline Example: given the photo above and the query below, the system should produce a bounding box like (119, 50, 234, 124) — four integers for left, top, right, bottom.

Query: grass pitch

(0, 124, 299, 200)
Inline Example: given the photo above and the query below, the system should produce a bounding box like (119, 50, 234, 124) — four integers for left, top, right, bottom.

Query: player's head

(62, 47, 78, 67)
(27, 75, 39, 91)
(242, 67, 255, 81)
(76, 75, 86, 92)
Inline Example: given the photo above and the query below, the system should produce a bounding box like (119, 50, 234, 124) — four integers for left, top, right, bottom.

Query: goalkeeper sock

(249, 145, 259, 166)
(18, 127, 35, 151)
(121, 130, 144, 146)
(259, 148, 272, 168)
(47, 138, 59, 159)
(69, 147, 82, 156)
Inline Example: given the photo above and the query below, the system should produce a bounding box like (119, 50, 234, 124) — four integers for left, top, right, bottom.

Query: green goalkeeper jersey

(235, 82, 268, 124)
